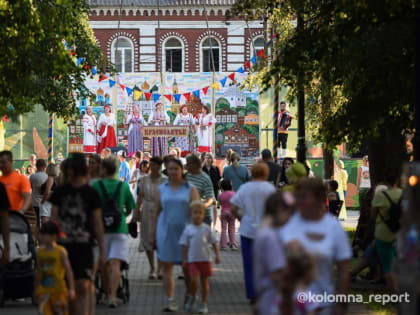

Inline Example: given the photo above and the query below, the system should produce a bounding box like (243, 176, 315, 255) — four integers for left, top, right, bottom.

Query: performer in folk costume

(147, 102, 170, 157)
(82, 106, 97, 153)
(196, 105, 216, 153)
(96, 104, 117, 153)
(277, 101, 293, 158)
(126, 105, 147, 157)
(173, 104, 196, 155)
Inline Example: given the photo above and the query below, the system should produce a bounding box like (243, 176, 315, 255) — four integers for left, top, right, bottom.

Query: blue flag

(193, 90, 200, 98)
(77, 57, 83, 66)
(237, 67, 244, 73)
(109, 80, 115, 88)
(126, 87, 133, 96)
(92, 67, 97, 75)
(174, 94, 181, 103)
(220, 77, 227, 87)
(251, 56, 257, 64)
(153, 94, 161, 102)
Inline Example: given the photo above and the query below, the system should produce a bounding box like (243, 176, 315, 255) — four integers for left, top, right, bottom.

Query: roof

(216, 108, 237, 115)
(87, 0, 235, 6)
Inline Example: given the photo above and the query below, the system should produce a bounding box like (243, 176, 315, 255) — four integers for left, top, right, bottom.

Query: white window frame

(251, 36, 265, 59)
(200, 36, 222, 72)
(111, 37, 134, 73)
(162, 37, 184, 72)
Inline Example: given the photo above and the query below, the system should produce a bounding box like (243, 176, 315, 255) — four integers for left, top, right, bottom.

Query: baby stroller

(0, 211, 37, 306)
(95, 261, 130, 304)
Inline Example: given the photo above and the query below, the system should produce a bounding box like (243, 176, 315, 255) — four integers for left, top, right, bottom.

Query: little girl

(217, 179, 237, 250)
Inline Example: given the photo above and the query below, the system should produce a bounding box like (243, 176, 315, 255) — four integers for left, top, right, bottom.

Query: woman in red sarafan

(96, 104, 117, 153)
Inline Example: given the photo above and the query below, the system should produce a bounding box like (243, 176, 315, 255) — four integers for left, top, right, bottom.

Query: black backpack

(98, 181, 122, 230)
(379, 191, 403, 233)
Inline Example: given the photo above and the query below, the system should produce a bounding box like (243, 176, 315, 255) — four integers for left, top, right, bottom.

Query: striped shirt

(186, 172, 215, 220)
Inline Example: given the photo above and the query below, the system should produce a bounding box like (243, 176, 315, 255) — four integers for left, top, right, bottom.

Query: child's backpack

(98, 181, 122, 230)
(379, 191, 403, 233)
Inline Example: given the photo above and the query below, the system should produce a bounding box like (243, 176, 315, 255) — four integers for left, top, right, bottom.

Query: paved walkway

(0, 212, 378, 315)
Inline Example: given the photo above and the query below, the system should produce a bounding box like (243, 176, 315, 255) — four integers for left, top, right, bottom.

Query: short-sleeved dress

(156, 181, 192, 263)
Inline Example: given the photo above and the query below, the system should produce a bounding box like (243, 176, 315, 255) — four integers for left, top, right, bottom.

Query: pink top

(218, 191, 235, 212)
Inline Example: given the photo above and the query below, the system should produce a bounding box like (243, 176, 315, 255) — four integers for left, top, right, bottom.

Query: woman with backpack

(92, 155, 136, 308)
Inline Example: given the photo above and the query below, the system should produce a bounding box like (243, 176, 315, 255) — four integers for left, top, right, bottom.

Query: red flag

(98, 74, 107, 82)
(1, 115, 9, 123)
(228, 73, 235, 81)
(118, 84, 125, 91)
(257, 49, 265, 56)
(145, 93, 152, 100)
(164, 94, 172, 101)
(245, 61, 251, 68)
(202, 86, 209, 95)
(183, 93, 190, 101)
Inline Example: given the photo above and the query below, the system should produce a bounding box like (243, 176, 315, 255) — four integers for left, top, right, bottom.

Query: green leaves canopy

(0, 0, 107, 120)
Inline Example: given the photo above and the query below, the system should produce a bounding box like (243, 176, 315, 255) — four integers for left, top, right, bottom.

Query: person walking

(117, 151, 130, 183)
(40, 163, 59, 224)
(0, 150, 31, 213)
(185, 154, 215, 226)
(92, 156, 135, 308)
(222, 152, 250, 192)
(357, 155, 371, 210)
(50, 154, 105, 315)
(261, 149, 281, 186)
(87, 154, 102, 185)
(230, 163, 276, 303)
(132, 157, 166, 279)
(152, 158, 199, 312)
(30, 159, 48, 227)
(202, 153, 221, 230)
(218, 179, 237, 250)
(277, 101, 292, 158)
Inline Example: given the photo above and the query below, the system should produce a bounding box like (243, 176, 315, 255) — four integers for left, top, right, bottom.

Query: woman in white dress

(96, 105, 117, 153)
(82, 106, 97, 153)
(196, 106, 216, 153)
(173, 105, 196, 154)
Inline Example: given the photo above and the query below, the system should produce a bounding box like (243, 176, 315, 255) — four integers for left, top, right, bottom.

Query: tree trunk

(323, 146, 334, 180)
(367, 126, 408, 186)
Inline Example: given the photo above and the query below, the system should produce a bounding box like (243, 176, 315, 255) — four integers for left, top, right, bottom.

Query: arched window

(111, 37, 133, 73)
(164, 37, 183, 72)
(201, 37, 220, 72)
(251, 37, 265, 58)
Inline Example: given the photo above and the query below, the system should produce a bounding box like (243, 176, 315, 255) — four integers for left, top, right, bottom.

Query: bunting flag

(237, 67, 244, 73)
(250, 56, 257, 64)
(164, 94, 172, 101)
(193, 90, 200, 98)
(220, 77, 227, 87)
(109, 79, 115, 88)
(126, 87, 133, 96)
(92, 67, 97, 75)
(228, 73, 235, 81)
(202, 86, 209, 95)
(174, 94, 181, 103)
(134, 90, 143, 101)
(118, 84, 125, 91)
(153, 94, 161, 102)
(257, 49, 265, 56)
(77, 58, 83, 66)
(244, 61, 251, 68)
(211, 82, 220, 91)
(183, 92, 190, 101)
(98, 74, 107, 82)
(145, 92, 152, 100)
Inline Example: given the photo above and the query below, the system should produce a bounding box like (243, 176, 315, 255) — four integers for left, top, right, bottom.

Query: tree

(0, 0, 108, 120)
(232, 0, 415, 184)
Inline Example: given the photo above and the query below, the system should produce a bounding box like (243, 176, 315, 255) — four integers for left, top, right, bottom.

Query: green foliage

(232, 0, 415, 151)
(0, 0, 108, 120)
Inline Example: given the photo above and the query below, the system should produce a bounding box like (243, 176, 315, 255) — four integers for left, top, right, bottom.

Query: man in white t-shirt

(29, 159, 48, 227)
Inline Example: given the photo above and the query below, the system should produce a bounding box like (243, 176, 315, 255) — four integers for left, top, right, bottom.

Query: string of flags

(61, 38, 266, 102)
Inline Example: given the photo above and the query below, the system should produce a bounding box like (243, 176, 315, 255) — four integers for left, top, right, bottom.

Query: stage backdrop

(71, 72, 260, 161)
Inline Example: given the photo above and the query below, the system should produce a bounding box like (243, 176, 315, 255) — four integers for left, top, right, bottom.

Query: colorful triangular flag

(228, 73, 235, 81)
(211, 82, 220, 91)
(134, 90, 143, 101)
(92, 67, 97, 75)
(193, 90, 200, 98)
(202, 86, 209, 95)
(174, 94, 181, 103)
(237, 67, 244, 73)
(183, 93, 190, 101)
(109, 79, 115, 88)
(77, 58, 83, 66)
(145, 93, 152, 101)
(98, 74, 107, 82)
(257, 49, 265, 56)
(164, 94, 172, 101)
(153, 94, 161, 102)
(251, 56, 257, 64)
(126, 87, 133, 96)
(220, 77, 227, 87)
(245, 61, 251, 68)
(118, 84, 125, 91)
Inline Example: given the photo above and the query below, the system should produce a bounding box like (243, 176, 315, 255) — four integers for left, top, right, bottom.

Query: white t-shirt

(179, 223, 217, 263)
(279, 212, 352, 309)
(230, 181, 276, 239)
(29, 172, 48, 208)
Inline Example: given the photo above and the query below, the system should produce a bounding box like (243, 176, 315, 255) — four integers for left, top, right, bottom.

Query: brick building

(87, 0, 265, 73)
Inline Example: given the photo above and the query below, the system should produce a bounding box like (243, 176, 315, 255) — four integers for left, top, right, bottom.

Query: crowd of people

(0, 147, 403, 315)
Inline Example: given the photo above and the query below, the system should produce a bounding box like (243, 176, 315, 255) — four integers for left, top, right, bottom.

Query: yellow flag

(211, 82, 220, 91)
(134, 90, 143, 101)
